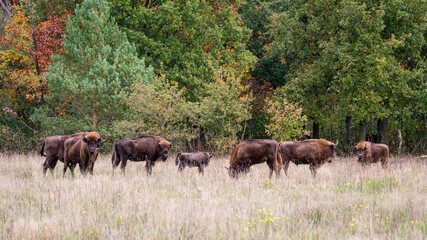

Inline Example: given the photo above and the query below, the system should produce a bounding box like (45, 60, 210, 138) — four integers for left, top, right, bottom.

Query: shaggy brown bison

(40, 132, 84, 176)
(111, 135, 172, 175)
(279, 139, 338, 177)
(175, 152, 213, 175)
(227, 139, 282, 179)
(356, 141, 389, 168)
(63, 132, 107, 178)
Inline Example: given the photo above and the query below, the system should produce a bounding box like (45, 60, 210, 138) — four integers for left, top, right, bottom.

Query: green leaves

(108, 0, 256, 100)
(118, 67, 252, 153)
(45, 0, 153, 129)
(267, 0, 426, 133)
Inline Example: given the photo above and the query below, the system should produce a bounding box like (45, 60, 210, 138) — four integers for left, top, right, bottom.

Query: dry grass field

(0, 153, 426, 239)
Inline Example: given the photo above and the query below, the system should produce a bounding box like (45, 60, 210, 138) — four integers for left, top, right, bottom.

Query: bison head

(327, 140, 338, 163)
(356, 142, 368, 160)
(157, 137, 172, 161)
(83, 132, 107, 154)
(204, 152, 214, 166)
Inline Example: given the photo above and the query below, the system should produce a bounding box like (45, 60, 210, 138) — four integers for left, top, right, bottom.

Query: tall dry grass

(0, 153, 426, 239)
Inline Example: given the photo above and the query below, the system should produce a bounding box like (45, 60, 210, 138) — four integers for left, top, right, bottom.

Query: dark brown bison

(40, 132, 84, 176)
(175, 152, 213, 175)
(279, 139, 338, 177)
(111, 135, 172, 175)
(356, 141, 389, 168)
(227, 139, 283, 179)
(63, 132, 107, 178)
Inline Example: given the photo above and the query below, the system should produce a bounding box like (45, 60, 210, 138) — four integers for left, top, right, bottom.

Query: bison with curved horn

(63, 131, 107, 178)
(111, 135, 172, 176)
(279, 139, 338, 178)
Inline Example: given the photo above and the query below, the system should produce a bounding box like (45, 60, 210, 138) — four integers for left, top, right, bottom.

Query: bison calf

(356, 141, 389, 168)
(175, 152, 213, 175)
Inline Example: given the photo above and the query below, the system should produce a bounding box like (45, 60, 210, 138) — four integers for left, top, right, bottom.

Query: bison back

(232, 139, 279, 166)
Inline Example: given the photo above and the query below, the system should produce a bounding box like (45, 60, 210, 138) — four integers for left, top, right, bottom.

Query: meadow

(0, 153, 426, 239)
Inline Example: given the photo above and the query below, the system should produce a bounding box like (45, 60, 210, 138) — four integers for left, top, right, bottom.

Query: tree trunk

(313, 122, 319, 139)
(358, 121, 366, 142)
(345, 116, 352, 148)
(92, 110, 97, 128)
(397, 128, 402, 155)
(377, 118, 389, 144)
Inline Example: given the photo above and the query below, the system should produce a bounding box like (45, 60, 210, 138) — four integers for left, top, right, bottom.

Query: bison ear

(363, 145, 368, 150)
(83, 138, 88, 143)
(169, 143, 173, 149)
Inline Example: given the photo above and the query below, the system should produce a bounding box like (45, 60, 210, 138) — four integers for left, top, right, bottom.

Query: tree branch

(0, 0, 12, 16)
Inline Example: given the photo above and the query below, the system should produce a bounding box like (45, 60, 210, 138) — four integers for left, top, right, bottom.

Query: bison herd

(40, 132, 389, 179)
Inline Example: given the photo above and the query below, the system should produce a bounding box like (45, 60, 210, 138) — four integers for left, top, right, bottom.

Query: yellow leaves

(265, 96, 309, 141)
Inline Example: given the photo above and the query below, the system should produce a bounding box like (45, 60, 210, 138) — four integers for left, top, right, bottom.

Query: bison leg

(309, 164, 317, 178)
(283, 160, 290, 177)
(146, 160, 155, 175)
(70, 163, 76, 179)
(112, 154, 121, 176)
(43, 157, 50, 177)
(266, 158, 280, 179)
(119, 156, 129, 176)
(178, 163, 185, 172)
(381, 158, 388, 169)
(63, 157, 69, 178)
(49, 157, 59, 174)
(198, 165, 204, 176)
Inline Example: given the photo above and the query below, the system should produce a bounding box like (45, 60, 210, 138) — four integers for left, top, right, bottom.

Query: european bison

(63, 132, 107, 178)
(175, 152, 213, 175)
(228, 139, 282, 179)
(356, 141, 389, 168)
(111, 135, 172, 175)
(40, 132, 84, 176)
(279, 139, 338, 177)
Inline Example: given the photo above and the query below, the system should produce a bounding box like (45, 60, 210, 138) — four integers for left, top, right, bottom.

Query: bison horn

(83, 131, 87, 139)
(98, 132, 107, 142)
(224, 167, 229, 170)
(334, 140, 339, 147)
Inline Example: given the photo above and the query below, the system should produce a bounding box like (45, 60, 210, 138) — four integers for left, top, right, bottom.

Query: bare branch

(0, 0, 12, 16)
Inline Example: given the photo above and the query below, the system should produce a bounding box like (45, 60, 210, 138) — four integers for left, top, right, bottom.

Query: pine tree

(46, 0, 153, 128)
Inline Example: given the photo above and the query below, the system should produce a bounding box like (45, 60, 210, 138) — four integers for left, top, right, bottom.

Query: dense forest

(0, 0, 425, 154)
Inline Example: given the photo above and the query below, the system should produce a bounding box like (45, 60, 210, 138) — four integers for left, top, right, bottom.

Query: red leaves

(35, 10, 71, 73)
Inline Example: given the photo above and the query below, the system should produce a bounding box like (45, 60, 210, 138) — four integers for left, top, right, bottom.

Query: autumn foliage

(34, 10, 70, 72)
(0, 6, 43, 117)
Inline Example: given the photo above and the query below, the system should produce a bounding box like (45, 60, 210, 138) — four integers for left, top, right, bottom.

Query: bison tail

(230, 144, 240, 166)
(40, 139, 46, 157)
(276, 146, 283, 169)
(111, 141, 119, 164)
(175, 153, 181, 166)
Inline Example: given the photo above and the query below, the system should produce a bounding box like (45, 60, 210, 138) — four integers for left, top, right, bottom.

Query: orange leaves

(1, 7, 34, 70)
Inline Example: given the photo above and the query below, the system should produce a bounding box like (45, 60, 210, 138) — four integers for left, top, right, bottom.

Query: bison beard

(228, 139, 282, 179)
(175, 152, 213, 176)
(356, 141, 389, 168)
(111, 135, 172, 176)
(279, 139, 337, 178)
